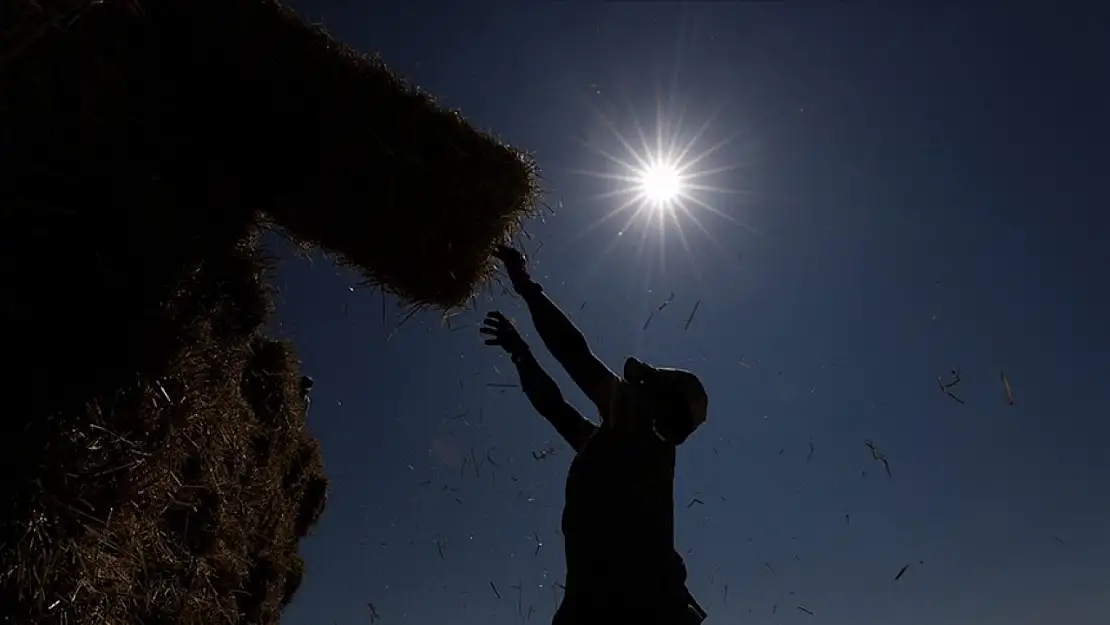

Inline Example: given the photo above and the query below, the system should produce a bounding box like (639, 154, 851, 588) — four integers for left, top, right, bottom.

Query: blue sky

(273, 2, 1109, 624)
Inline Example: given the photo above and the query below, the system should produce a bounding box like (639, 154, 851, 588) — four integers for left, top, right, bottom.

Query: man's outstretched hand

(493, 245, 534, 293)
(480, 311, 529, 358)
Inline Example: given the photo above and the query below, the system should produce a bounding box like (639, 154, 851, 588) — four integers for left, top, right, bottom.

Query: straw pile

(0, 229, 328, 625)
(0, 0, 541, 622)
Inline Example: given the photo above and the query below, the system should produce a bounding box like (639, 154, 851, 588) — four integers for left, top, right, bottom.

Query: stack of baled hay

(0, 0, 540, 623)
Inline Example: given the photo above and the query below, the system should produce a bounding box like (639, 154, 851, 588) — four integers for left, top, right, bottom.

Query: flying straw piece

(511, 581, 523, 618)
(894, 564, 908, 580)
(490, 581, 501, 599)
(1001, 371, 1014, 405)
(797, 605, 815, 616)
(806, 441, 815, 464)
(642, 310, 655, 330)
(687, 497, 705, 508)
(864, 439, 892, 477)
(485, 449, 501, 468)
(938, 368, 965, 404)
(657, 292, 675, 311)
(683, 300, 702, 331)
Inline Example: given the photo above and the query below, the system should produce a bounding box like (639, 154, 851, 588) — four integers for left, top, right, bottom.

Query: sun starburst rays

(570, 107, 742, 269)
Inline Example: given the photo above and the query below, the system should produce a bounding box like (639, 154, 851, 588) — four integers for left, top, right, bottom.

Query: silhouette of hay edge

(0, 0, 543, 621)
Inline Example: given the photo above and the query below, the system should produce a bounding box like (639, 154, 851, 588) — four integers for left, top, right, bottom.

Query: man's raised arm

(512, 347, 597, 453)
(480, 311, 596, 452)
(494, 247, 621, 419)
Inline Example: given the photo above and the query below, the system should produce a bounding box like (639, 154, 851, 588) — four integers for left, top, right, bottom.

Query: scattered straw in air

(864, 439, 892, 477)
(1001, 371, 1014, 405)
(806, 441, 815, 464)
(797, 605, 815, 616)
(894, 564, 909, 580)
(645, 293, 675, 329)
(473, 448, 483, 478)
(532, 446, 557, 461)
(367, 602, 380, 623)
(490, 581, 501, 599)
(937, 368, 965, 404)
(687, 497, 705, 508)
(511, 581, 524, 618)
(683, 299, 702, 331)
(485, 448, 501, 468)
(652, 293, 670, 313)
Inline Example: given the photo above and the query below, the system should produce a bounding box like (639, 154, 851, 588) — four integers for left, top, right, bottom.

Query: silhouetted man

(480, 246, 708, 625)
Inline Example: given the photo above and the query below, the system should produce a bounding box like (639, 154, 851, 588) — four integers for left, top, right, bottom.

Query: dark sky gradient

(272, 2, 1108, 624)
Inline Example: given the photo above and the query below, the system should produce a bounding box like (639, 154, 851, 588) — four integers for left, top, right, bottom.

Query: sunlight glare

(566, 96, 757, 280)
(639, 162, 683, 207)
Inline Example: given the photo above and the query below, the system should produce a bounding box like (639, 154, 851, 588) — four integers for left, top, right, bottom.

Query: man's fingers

(479, 326, 497, 337)
(486, 310, 507, 322)
(494, 245, 525, 267)
(494, 245, 518, 259)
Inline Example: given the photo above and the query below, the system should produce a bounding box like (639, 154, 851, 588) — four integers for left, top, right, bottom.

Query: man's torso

(560, 425, 689, 613)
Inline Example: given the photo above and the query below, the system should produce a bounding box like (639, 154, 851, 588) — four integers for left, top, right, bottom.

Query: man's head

(618, 357, 708, 445)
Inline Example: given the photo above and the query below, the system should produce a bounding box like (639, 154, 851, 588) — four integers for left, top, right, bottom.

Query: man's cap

(623, 357, 708, 429)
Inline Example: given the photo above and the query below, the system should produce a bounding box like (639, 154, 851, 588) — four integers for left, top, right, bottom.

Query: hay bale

(0, 0, 543, 622)
(2, 0, 541, 310)
(0, 234, 328, 625)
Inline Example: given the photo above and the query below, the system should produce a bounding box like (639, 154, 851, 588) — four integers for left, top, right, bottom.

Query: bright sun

(639, 162, 684, 207)
(566, 97, 750, 274)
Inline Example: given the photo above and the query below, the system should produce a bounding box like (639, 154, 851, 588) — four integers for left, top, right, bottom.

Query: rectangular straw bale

(3, 0, 541, 310)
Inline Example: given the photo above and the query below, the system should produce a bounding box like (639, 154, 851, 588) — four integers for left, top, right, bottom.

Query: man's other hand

(480, 311, 529, 358)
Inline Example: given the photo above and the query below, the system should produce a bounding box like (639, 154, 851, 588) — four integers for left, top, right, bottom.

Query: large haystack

(0, 0, 541, 623)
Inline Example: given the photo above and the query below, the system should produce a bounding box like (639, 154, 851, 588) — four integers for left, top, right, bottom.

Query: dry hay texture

(0, 0, 540, 623)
